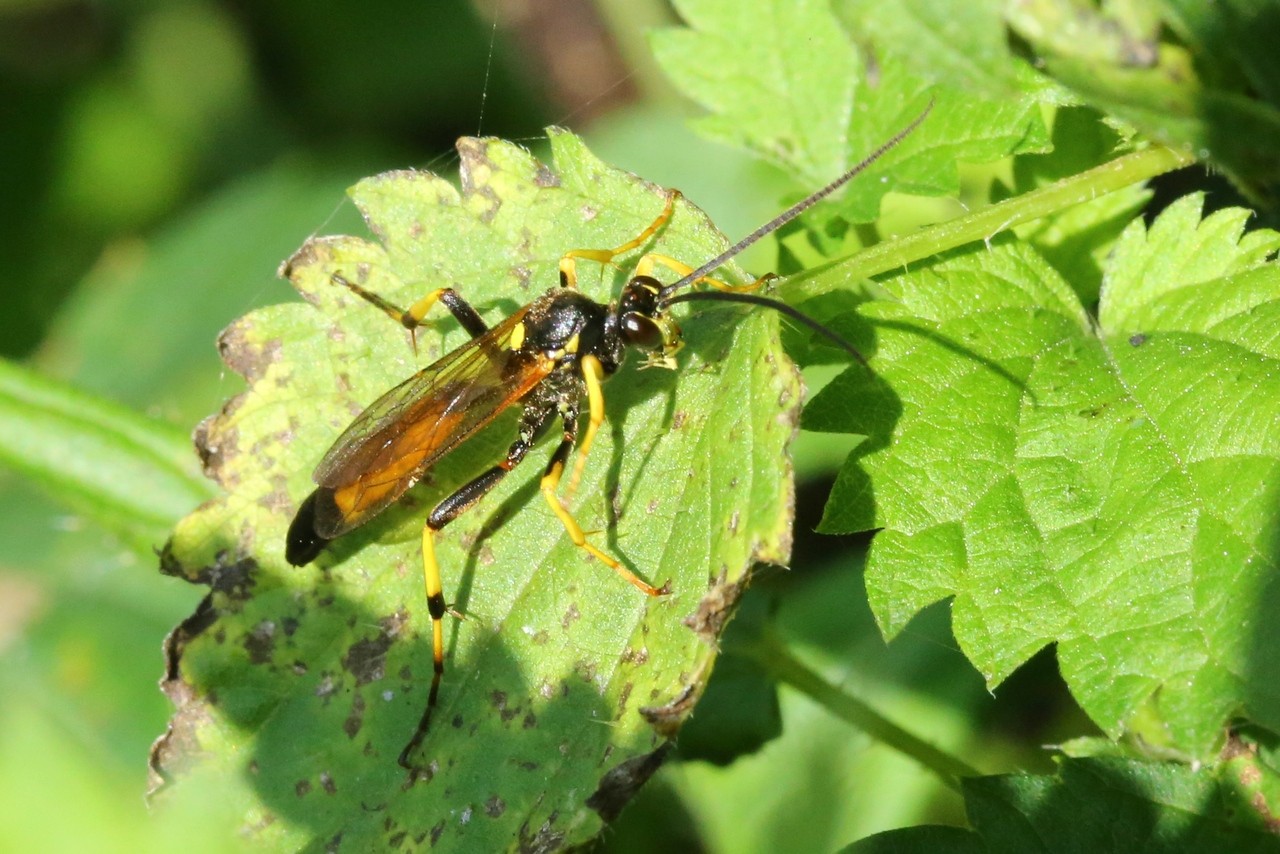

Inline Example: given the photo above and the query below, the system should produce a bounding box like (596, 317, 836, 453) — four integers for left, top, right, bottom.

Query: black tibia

(424, 373, 575, 531)
(429, 289, 487, 338)
(427, 466, 511, 530)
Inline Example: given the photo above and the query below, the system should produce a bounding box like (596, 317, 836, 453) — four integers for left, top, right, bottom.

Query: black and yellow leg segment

(398, 411, 551, 767)
(633, 253, 775, 293)
(400, 288, 488, 338)
(331, 273, 488, 352)
(398, 460, 520, 768)
(558, 190, 681, 289)
(397, 520, 450, 768)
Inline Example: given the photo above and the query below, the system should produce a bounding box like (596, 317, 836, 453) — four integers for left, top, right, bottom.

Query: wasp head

(615, 274, 683, 370)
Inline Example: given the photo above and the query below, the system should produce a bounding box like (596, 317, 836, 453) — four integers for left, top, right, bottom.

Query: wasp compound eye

(621, 313, 663, 350)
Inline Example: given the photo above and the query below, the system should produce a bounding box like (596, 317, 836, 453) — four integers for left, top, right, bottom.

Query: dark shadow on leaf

(865, 318, 1032, 403)
(152, 529, 668, 849)
(962, 755, 1280, 852)
(1246, 467, 1280, 760)
(1188, 3, 1280, 211)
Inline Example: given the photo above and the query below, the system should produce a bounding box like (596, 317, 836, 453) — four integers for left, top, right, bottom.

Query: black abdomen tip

(285, 490, 330, 565)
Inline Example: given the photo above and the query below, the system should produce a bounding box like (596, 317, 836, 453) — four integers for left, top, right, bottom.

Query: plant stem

(785, 145, 1195, 298)
(742, 631, 980, 791)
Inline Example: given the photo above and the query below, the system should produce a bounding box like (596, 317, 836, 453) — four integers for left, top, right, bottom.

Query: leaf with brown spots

(154, 131, 803, 850)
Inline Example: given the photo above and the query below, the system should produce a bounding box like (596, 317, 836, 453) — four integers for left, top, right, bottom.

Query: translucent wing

(310, 306, 554, 538)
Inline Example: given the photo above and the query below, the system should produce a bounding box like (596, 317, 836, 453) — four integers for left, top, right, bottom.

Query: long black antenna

(657, 101, 933, 304)
(664, 289, 868, 365)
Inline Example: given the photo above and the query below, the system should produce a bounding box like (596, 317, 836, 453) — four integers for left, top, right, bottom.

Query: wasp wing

(309, 307, 554, 538)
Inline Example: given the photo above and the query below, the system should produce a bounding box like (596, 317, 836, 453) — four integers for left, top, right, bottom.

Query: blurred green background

(0, 0, 1089, 849)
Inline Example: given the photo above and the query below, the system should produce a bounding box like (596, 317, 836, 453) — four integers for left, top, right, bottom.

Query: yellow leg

(565, 354, 606, 501)
(401, 289, 451, 326)
(558, 190, 680, 289)
(332, 273, 487, 354)
(332, 273, 448, 326)
(633, 253, 774, 293)
(540, 442, 668, 598)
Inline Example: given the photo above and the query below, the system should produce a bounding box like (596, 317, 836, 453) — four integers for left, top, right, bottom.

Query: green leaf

(837, 0, 1061, 106)
(0, 358, 214, 547)
(806, 196, 1280, 758)
(651, 0, 863, 185)
(1004, 108, 1154, 304)
(1007, 0, 1280, 203)
(652, 0, 1051, 220)
(1101, 193, 1280, 330)
(844, 755, 1280, 853)
(841, 825, 984, 854)
(1162, 0, 1280, 105)
(155, 131, 802, 848)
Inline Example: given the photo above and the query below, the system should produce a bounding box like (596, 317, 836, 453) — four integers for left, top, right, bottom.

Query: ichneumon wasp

(285, 105, 930, 768)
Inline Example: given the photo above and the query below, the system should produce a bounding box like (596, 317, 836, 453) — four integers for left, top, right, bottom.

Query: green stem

(785, 145, 1195, 298)
(743, 631, 980, 791)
